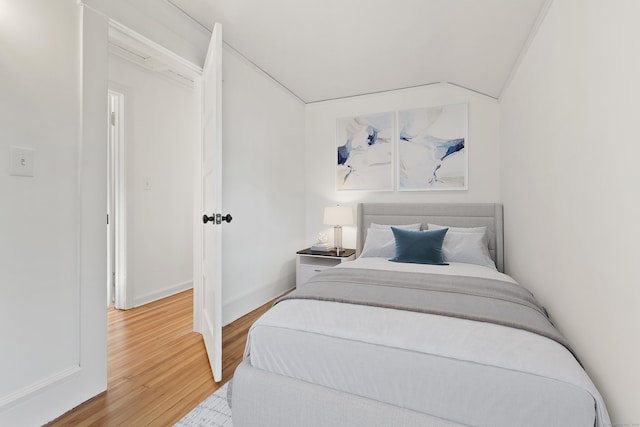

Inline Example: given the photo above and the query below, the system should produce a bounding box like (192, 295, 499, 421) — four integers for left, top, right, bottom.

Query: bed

(231, 203, 610, 427)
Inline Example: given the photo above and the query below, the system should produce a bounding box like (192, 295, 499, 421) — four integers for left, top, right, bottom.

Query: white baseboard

(133, 281, 193, 308)
(132, 276, 292, 324)
(222, 274, 295, 326)
(0, 364, 81, 409)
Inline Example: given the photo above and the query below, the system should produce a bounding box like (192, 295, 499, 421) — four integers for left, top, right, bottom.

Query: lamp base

(334, 225, 343, 255)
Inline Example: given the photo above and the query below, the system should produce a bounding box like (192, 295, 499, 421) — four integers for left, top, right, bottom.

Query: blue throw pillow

(390, 227, 449, 265)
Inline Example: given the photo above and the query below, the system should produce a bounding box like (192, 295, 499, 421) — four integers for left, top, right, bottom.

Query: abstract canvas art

(336, 112, 394, 191)
(397, 104, 468, 191)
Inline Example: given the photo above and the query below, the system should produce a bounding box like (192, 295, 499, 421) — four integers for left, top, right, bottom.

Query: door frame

(107, 88, 129, 309)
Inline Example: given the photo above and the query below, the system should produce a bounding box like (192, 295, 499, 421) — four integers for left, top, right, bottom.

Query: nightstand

(296, 248, 356, 288)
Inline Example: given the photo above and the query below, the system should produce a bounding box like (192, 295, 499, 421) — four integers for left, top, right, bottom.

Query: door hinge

(110, 111, 116, 126)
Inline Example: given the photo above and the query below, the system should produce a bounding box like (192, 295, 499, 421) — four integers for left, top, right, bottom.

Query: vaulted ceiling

(167, 0, 548, 103)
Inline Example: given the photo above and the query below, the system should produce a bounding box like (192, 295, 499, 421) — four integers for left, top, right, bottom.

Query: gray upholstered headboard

(356, 203, 504, 272)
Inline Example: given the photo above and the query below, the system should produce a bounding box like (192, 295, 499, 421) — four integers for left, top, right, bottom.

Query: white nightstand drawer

(298, 264, 331, 286)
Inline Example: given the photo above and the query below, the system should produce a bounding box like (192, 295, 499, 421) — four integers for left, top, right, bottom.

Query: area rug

(174, 382, 232, 427)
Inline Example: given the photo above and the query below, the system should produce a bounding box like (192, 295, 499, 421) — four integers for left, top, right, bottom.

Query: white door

(199, 23, 224, 382)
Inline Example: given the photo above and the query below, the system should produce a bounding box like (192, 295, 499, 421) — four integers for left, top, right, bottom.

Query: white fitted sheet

(245, 260, 609, 426)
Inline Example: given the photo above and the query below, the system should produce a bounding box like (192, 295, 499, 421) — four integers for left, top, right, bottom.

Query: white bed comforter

(245, 258, 610, 427)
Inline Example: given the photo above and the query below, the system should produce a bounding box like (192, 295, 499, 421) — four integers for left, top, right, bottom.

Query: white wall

(108, 54, 196, 307)
(500, 0, 640, 423)
(305, 83, 501, 248)
(221, 47, 306, 324)
(0, 2, 107, 425)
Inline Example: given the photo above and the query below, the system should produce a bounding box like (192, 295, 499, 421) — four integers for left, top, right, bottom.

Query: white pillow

(427, 223, 496, 270)
(360, 223, 422, 258)
(428, 223, 487, 234)
(360, 228, 398, 258)
(370, 222, 422, 230)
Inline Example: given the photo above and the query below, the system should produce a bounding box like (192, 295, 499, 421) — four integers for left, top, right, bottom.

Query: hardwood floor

(46, 290, 273, 426)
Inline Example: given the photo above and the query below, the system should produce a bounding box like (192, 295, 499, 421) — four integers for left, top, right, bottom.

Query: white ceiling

(167, 0, 548, 103)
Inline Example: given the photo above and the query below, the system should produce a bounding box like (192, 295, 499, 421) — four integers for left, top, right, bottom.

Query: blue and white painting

(398, 104, 468, 191)
(336, 112, 394, 191)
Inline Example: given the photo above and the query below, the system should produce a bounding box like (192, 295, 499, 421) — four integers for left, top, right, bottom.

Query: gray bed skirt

(231, 361, 464, 427)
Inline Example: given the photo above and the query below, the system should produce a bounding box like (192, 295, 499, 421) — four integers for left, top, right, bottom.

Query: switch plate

(10, 146, 35, 177)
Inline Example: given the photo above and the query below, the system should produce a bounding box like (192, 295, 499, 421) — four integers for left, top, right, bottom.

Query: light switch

(10, 146, 35, 177)
(143, 177, 152, 191)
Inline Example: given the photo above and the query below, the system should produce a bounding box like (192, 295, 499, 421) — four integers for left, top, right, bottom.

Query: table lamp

(323, 206, 353, 255)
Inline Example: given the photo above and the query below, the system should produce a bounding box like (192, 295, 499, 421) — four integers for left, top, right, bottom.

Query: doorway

(106, 20, 206, 316)
(107, 89, 127, 309)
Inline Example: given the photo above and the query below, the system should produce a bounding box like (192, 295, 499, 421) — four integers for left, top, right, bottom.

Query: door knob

(202, 213, 233, 224)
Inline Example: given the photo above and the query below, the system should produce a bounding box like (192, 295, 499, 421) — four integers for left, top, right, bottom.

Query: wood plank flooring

(46, 290, 273, 426)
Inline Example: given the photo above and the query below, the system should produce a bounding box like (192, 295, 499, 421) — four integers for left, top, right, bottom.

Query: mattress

(244, 259, 609, 427)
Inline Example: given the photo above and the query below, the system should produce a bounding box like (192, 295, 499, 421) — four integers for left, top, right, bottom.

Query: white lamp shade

(323, 206, 353, 226)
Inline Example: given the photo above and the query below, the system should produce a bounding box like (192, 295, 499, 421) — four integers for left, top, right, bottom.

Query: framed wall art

(335, 112, 394, 191)
(397, 103, 468, 191)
